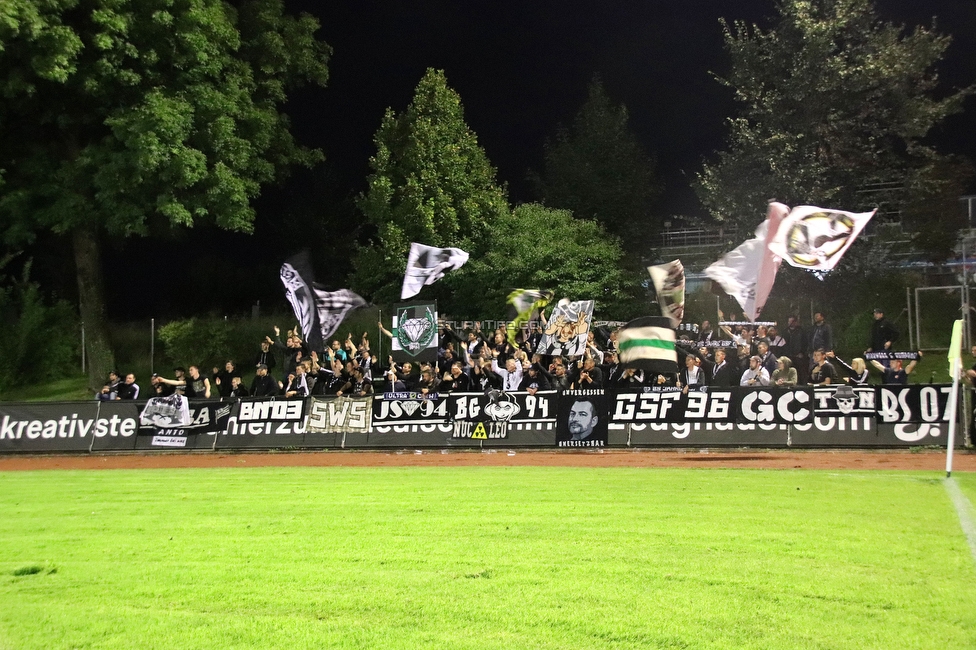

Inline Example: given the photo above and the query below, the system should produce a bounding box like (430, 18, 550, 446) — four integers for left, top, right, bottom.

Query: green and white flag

(617, 316, 678, 374)
(506, 289, 553, 348)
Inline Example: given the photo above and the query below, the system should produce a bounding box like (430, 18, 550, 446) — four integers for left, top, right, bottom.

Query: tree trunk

(73, 226, 115, 391)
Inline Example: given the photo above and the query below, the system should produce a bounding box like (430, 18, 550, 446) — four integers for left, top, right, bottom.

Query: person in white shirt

(491, 352, 523, 391)
(740, 356, 770, 387)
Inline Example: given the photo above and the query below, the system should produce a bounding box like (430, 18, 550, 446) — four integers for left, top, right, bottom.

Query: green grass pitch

(1, 467, 974, 649)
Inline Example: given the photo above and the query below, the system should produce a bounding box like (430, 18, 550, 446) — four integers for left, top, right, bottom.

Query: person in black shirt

(518, 363, 551, 394)
(250, 364, 279, 397)
(810, 349, 838, 386)
(229, 376, 250, 398)
(213, 360, 240, 398)
(442, 361, 473, 393)
(381, 368, 407, 393)
(116, 373, 140, 400)
(254, 339, 277, 374)
(867, 308, 899, 354)
(870, 354, 919, 384)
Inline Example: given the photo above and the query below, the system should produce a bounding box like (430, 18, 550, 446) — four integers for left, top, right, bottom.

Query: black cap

(872, 307, 883, 314)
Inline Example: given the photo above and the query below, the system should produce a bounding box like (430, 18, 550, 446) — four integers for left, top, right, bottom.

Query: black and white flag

(280, 252, 366, 351)
(139, 394, 191, 428)
(401, 243, 469, 299)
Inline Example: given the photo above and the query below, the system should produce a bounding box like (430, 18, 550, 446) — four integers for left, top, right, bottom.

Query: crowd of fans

(96, 306, 934, 401)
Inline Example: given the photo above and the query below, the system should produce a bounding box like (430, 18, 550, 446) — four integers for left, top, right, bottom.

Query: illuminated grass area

(1, 467, 974, 649)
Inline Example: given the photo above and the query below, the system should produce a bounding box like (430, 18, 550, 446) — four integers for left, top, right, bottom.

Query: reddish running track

(0, 449, 974, 471)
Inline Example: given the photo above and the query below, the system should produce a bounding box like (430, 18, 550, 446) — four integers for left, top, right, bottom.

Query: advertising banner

(623, 421, 790, 447)
(0, 402, 104, 453)
(85, 401, 142, 451)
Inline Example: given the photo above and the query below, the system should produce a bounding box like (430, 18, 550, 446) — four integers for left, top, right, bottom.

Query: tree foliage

(0, 0, 329, 239)
(452, 203, 643, 320)
(0, 256, 79, 392)
(0, 0, 330, 386)
(354, 68, 509, 304)
(532, 77, 662, 252)
(696, 0, 972, 258)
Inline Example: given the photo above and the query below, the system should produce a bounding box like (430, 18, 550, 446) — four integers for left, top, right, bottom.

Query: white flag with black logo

(401, 243, 470, 299)
(280, 252, 366, 351)
(768, 206, 875, 271)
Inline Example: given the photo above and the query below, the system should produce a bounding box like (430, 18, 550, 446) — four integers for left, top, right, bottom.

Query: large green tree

(353, 68, 509, 306)
(0, 0, 329, 388)
(532, 77, 662, 253)
(453, 203, 643, 320)
(696, 0, 972, 258)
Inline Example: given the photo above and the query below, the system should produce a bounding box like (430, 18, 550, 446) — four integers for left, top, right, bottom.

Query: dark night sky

(89, 0, 976, 319)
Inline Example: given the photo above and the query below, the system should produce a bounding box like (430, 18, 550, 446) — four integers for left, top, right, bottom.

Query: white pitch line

(944, 478, 976, 563)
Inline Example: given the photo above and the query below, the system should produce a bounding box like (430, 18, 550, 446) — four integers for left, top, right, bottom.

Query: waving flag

(280, 252, 366, 351)
(768, 206, 875, 272)
(401, 243, 470, 299)
(705, 202, 788, 321)
(617, 316, 678, 374)
(506, 289, 554, 348)
(647, 260, 686, 328)
(536, 299, 594, 357)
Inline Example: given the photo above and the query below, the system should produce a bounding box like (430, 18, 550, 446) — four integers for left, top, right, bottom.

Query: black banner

(676, 339, 736, 349)
(449, 390, 557, 440)
(218, 398, 308, 449)
(0, 385, 960, 452)
(811, 387, 876, 418)
(609, 387, 813, 425)
(556, 389, 607, 448)
(372, 393, 452, 432)
(733, 387, 814, 425)
(876, 385, 952, 424)
(865, 351, 919, 361)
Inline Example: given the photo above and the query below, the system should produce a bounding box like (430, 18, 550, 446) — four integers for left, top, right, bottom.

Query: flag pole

(946, 319, 963, 478)
(378, 308, 383, 373)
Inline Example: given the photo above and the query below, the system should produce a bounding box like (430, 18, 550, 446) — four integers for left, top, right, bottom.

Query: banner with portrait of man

(555, 389, 607, 448)
(536, 299, 594, 357)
